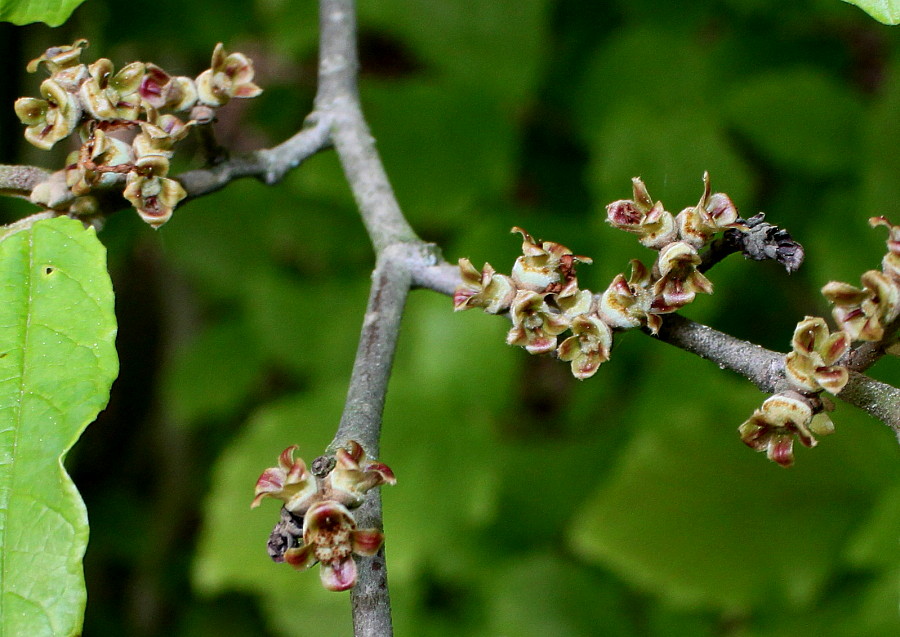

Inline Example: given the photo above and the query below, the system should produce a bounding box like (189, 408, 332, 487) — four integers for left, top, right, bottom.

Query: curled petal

(510, 227, 590, 292)
(738, 394, 818, 467)
(453, 259, 516, 314)
(283, 544, 317, 571)
(507, 289, 570, 354)
(27, 39, 89, 73)
(675, 172, 743, 248)
(320, 557, 358, 591)
(557, 314, 613, 379)
(251, 445, 317, 513)
(351, 529, 385, 556)
(329, 442, 397, 506)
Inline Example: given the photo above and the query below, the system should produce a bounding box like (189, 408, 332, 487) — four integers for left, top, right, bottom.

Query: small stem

(176, 114, 333, 199)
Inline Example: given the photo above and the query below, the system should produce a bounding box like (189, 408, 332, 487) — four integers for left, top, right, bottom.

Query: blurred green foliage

(1, 0, 899, 635)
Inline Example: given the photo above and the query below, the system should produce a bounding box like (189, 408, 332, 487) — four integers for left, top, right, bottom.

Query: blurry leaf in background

(162, 318, 265, 426)
(575, 26, 753, 214)
(0, 0, 86, 26)
(841, 0, 900, 24)
(568, 343, 900, 616)
(724, 68, 864, 176)
(0, 217, 117, 637)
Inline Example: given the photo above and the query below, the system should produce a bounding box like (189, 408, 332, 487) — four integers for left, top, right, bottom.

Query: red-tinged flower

(453, 258, 516, 314)
(739, 394, 833, 467)
(139, 63, 198, 112)
(552, 279, 594, 320)
(15, 79, 82, 150)
(196, 43, 263, 108)
(506, 289, 571, 354)
(251, 445, 318, 513)
(606, 177, 677, 249)
(822, 270, 900, 342)
(651, 241, 713, 311)
(510, 227, 591, 293)
(133, 106, 195, 159)
(674, 172, 744, 248)
(597, 260, 661, 334)
(784, 316, 850, 394)
(283, 501, 384, 591)
(122, 155, 187, 228)
(326, 440, 397, 508)
(557, 313, 613, 379)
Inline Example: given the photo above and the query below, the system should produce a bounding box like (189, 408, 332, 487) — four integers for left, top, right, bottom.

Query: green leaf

(0, 0, 87, 26)
(0, 217, 117, 637)
(841, 0, 900, 24)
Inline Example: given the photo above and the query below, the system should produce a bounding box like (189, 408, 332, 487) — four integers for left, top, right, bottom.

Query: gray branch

(0, 164, 53, 198)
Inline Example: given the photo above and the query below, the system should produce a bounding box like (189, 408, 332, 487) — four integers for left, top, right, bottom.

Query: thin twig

(176, 113, 333, 199)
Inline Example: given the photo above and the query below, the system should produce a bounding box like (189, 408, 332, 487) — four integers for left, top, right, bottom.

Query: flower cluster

(740, 217, 900, 467)
(15, 40, 262, 227)
(252, 442, 395, 591)
(821, 217, 900, 344)
(455, 175, 742, 379)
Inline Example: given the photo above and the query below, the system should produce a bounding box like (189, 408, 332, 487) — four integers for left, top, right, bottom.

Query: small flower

(122, 155, 187, 228)
(283, 501, 384, 591)
(822, 270, 900, 342)
(510, 227, 591, 293)
(738, 393, 831, 467)
(675, 172, 743, 249)
(784, 316, 850, 394)
(557, 313, 613, 379)
(252, 445, 318, 513)
(326, 440, 397, 508)
(27, 39, 89, 74)
(139, 64, 198, 111)
(196, 43, 263, 108)
(133, 106, 194, 159)
(506, 289, 571, 354)
(606, 177, 677, 249)
(552, 279, 594, 320)
(15, 79, 82, 150)
(651, 241, 713, 311)
(453, 258, 516, 314)
(870, 216, 900, 282)
(253, 442, 395, 591)
(79, 58, 145, 120)
(597, 260, 661, 333)
(66, 129, 134, 195)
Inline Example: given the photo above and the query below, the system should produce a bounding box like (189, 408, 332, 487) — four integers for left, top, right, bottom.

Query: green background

(1, 0, 898, 635)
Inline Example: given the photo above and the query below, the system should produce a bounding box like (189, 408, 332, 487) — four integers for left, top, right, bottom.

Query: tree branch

(176, 113, 333, 199)
(328, 247, 411, 637)
(0, 164, 53, 198)
(316, 0, 419, 253)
